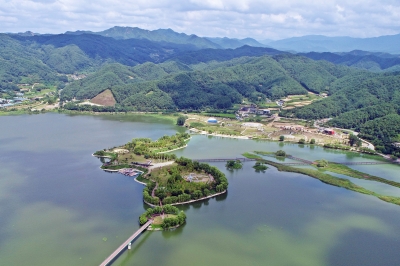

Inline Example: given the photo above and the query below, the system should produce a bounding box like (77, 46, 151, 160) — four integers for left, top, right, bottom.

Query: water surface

(1, 114, 400, 266)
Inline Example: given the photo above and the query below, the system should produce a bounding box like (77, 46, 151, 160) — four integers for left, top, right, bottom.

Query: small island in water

(93, 133, 228, 230)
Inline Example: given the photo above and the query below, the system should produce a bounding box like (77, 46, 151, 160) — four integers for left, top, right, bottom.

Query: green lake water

(1, 113, 400, 266)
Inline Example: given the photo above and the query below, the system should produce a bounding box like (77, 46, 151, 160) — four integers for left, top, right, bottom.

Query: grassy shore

(242, 152, 400, 207)
(322, 163, 400, 188)
(57, 109, 179, 123)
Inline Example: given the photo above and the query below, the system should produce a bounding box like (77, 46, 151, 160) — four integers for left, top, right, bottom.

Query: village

(184, 96, 368, 151)
(0, 84, 59, 111)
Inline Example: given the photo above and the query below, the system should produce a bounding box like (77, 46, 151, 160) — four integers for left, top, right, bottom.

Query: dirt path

(151, 182, 158, 198)
(148, 161, 175, 170)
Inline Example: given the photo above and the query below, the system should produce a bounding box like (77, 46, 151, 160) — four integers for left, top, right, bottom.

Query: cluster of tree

(143, 189, 160, 205)
(139, 204, 186, 229)
(142, 157, 228, 206)
(225, 160, 243, 170)
(0, 82, 19, 91)
(316, 159, 329, 168)
(175, 157, 228, 192)
(161, 211, 187, 230)
(275, 150, 286, 157)
(323, 143, 351, 151)
(123, 133, 190, 156)
(358, 147, 378, 155)
(253, 161, 268, 172)
(349, 134, 362, 147)
(176, 115, 187, 126)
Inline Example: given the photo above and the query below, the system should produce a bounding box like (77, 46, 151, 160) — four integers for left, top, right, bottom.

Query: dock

(99, 220, 153, 266)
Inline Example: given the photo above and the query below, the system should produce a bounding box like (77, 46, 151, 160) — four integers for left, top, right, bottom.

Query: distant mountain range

(300, 50, 400, 72)
(10, 26, 400, 54)
(65, 26, 268, 49)
(265, 34, 400, 54)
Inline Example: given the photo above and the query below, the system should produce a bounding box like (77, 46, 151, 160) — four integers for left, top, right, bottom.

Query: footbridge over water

(99, 220, 153, 266)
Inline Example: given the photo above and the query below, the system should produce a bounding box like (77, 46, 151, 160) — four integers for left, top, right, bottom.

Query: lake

(1, 113, 400, 266)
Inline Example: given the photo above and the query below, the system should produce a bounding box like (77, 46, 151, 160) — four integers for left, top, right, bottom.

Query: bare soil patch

(91, 89, 116, 106)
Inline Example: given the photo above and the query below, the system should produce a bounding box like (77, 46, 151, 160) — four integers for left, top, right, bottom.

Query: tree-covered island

(93, 133, 228, 230)
(93, 132, 191, 170)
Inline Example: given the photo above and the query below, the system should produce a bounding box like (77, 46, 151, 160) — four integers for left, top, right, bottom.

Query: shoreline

(190, 128, 394, 162)
(190, 129, 249, 140)
(143, 190, 227, 207)
(4, 110, 396, 160)
(155, 137, 191, 154)
(157, 144, 188, 154)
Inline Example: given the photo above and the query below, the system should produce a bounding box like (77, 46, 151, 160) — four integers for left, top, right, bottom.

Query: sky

(0, 0, 399, 40)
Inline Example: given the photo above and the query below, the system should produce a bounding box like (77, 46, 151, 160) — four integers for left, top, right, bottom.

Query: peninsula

(94, 133, 228, 230)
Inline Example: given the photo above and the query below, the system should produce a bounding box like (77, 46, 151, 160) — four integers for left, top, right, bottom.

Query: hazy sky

(1, 0, 399, 40)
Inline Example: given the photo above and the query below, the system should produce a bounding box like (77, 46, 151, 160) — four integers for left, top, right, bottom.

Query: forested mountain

(0, 34, 66, 86)
(167, 45, 285, 65)
(0, 32, 208, 87)
(61, 54, 362, 109)
(11, 34, 199, 66)
(267, 34, 400, 53)
(301, 50, 400, 72)
(283, 71, 400, 155)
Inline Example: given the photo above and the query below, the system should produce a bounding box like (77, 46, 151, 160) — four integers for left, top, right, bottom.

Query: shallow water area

(1, 113, 400, 266)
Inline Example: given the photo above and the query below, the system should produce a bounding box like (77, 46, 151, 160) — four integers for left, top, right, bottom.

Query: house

(257, 109, 271, 115)
(276, 100, 285, 106)
(238, 104, 258, 117)
(13, 97, 26, 102)
(323, 128, 335, 135)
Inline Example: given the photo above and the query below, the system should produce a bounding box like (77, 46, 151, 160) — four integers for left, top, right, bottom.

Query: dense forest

(61, 54, 364, 110)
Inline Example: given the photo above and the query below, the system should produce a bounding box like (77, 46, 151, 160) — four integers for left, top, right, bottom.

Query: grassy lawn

(203, 112, 237, 119)
(118, 153, 148, 163)
(153, 214, 177, 225)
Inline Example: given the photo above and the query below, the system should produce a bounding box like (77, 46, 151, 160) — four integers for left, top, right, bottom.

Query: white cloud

(0, 0, 399, 39)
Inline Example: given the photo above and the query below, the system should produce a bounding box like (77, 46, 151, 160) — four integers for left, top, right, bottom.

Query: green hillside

(63, 55, 344, 109)
(283, 71, 400, 156)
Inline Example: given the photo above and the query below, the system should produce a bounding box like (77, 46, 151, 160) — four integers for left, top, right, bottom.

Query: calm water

(1, 113, 400, 266)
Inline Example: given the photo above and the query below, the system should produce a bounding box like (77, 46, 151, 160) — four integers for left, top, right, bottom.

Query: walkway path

(148, 161, 175, 170)
(99, 220, 153, 266)
(151, 182, 158, 198)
